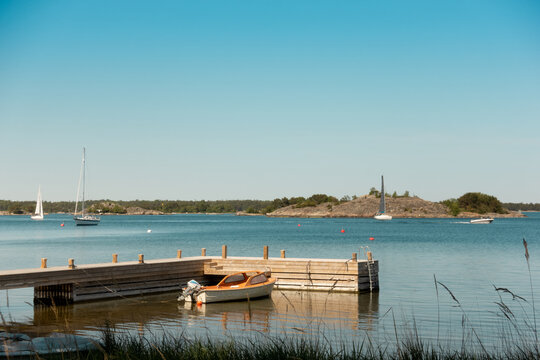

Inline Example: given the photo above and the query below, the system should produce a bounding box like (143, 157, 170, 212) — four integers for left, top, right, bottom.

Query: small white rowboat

(178, 271, 275, 304)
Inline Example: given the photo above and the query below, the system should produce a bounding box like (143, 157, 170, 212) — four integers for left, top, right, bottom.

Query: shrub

(458, 192, 507, 214)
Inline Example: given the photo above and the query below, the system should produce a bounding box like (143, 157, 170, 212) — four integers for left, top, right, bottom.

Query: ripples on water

(1, 213, 539, 350)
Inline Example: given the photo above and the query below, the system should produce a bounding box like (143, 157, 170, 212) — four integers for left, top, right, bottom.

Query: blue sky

(1, 0, 539, 202)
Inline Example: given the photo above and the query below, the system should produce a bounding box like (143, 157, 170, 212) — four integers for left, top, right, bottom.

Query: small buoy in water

(147, 229, 152, 233)
(60, 223, 64, 227)
(297, 224, 301, 227)
(197, 301, 203, 307)
(369, 237, 375, 241)
(340, 228, 345, 233)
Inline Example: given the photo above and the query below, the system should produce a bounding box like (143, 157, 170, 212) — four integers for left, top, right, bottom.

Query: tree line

(0, 199, 273, 214)
(2, 191, 532, 216)
(502, 202, 540, 211)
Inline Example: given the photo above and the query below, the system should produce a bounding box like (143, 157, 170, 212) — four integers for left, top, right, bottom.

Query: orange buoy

(298, 224, 301, 227)
(369, 237, 375, 241)
(196, 301, 203, 307)
(61, 223, 65, 227)
(340, 228, 345, 233)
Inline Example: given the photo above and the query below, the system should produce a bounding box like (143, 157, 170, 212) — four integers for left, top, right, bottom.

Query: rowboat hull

(187, 279, 275, 304)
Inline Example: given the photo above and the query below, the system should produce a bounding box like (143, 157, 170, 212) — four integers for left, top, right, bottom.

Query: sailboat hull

(74, 216, 100, 226)
(374, 214, 392, 221)
(30, 215, 44, 221)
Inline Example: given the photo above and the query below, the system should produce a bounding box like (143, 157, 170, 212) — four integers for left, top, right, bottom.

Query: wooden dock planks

(0, 253, 379, 303)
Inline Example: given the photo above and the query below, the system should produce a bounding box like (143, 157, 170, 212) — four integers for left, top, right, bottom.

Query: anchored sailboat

(73, 148, 100, 226)
(30, 185, 44, 220)
(374, 175, 392, 221)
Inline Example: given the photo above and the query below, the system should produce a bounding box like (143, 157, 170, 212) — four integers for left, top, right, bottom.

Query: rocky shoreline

(266, 195, 525, 219)
(1, 195, 526, 219)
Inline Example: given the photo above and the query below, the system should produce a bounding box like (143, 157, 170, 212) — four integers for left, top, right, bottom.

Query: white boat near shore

(374, 175, 392, 221)
(73, 148, 100, 226)
(178, 271, 275, 304)
(30, 185, 44, 221)
(470, 218, 494, 224)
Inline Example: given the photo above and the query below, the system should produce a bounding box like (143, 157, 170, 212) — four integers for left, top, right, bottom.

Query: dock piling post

(367, 251, 373, 261)
(41, 258, 47, 269)
(138, 254, 144, 263)
(112, 254, 118, 263)
(177, 249, 182, 259)
(222, 245, 227, 259)
(68, 258, 75, 269)
(281, 250, 286, 258)
(201, 248, 206, 256)
(263, 245, 268, 260)
(352, 253, 357, 262)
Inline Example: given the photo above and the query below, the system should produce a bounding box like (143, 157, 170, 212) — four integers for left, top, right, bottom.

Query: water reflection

(24, 290, 379, 339)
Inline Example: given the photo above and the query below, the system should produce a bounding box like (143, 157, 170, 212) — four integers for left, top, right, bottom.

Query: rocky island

(0, 192, 528, 218)
(264, 193, 524, 219)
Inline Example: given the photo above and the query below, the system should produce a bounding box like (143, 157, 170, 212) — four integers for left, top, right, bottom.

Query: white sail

(374, 175, 392, 221)
(379, 176, 385, 214)
(31, 185, 44, 220)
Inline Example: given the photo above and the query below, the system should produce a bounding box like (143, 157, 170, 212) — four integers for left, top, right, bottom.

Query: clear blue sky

(1, 0, 539, 202)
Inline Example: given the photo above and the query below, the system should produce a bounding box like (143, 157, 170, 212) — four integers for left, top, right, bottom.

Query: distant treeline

(247, 194, 351, 214)
(503, 203, 540, 211)
(0, 199, 273, 214)
(0, 195, 350, 215)
(3, 193, 535, 215)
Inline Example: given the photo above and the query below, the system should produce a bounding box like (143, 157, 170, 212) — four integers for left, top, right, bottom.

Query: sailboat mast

(35, 185, 41, 215)
(74, 149, 84, 215)
(38, 186, 43, 216)
(379, 175, 385, 214)
(82, 147, 86, 215)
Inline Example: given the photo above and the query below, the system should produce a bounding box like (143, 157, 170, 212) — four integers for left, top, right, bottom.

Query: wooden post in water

(201, 248, 206, 256)
(138, 254, 144, 264)
(222, 245, 227, 259)
(281, 250, 286, 258)
(352, 253, 357, 262)
(367, 251, 373, 261)
(41, 258, 47, 269)
(177, 249, 182, 259)
(68, 258, 75, 269)
(112, 254, 118, 263)
(263, 245, 268, 260)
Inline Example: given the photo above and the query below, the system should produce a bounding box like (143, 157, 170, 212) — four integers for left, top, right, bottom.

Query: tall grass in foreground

(35, 323, 540, 360)
(3, 238, 539, 359)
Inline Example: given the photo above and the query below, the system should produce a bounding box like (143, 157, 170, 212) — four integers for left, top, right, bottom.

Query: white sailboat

(73, 147, 100, 226)
(30, 185, 44, 220)
(374, 175, 392, 221)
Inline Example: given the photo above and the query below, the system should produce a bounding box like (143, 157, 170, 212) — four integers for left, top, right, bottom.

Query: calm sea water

(1, 213, 539, 349)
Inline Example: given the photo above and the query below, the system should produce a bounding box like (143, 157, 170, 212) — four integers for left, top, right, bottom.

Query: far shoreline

(0, 211, 529, 219)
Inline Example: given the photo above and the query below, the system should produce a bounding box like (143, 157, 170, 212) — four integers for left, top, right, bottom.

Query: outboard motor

(177, 279, 201, 302)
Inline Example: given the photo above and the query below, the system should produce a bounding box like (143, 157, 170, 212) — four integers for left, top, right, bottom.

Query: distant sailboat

(374, 175, 392, 221)
(30, 185, 44, 220)
(73, 148, 100, 226)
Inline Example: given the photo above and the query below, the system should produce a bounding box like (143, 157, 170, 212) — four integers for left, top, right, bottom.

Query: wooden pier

(0, 246, 378, 305)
